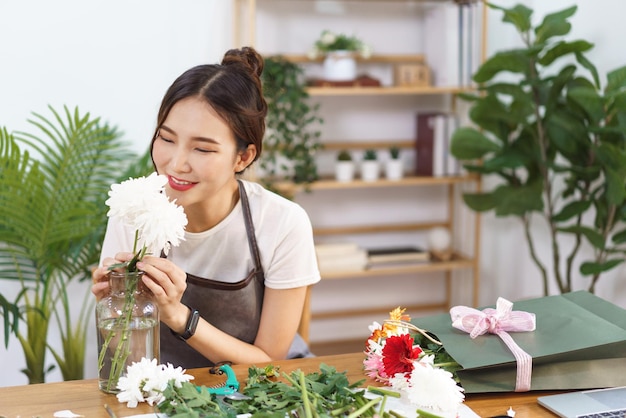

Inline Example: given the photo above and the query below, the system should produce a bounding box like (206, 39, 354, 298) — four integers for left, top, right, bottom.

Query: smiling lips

(168, 175, 196, 192)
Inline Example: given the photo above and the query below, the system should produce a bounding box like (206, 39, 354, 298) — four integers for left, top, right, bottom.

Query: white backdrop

(1, 0, 626, 387)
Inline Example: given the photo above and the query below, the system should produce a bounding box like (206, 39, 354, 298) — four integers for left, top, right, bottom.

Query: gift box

(413, 291, 626, 393)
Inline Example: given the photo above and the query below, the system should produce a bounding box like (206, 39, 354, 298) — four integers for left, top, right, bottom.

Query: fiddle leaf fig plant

(261, 55, 323, 191)
(451, 3, 626, 296)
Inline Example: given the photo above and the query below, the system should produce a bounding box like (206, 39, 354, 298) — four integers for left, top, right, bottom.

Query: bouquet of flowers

(97, 172, 188, 392)
(308, 29, 372, 59)
(364, 307, 465, 417)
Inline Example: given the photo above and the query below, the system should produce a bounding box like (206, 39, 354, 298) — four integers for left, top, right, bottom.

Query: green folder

(413, 291, 626, 393)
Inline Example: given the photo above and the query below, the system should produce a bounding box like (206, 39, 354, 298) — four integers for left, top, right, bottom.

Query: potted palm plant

(450, 3, 626, 295)
(0, 105, 151, 383)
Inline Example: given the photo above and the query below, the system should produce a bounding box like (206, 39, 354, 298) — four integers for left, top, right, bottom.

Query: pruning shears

(202, 362, 249, 400)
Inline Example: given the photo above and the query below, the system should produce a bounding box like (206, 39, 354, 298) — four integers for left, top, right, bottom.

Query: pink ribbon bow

(450, 297, 536, 392)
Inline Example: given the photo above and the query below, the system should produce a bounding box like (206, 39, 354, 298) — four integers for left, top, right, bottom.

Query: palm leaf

(0, 105, 139, 382)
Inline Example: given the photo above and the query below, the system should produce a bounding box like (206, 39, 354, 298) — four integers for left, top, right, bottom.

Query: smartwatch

(172, 306, 200, 341)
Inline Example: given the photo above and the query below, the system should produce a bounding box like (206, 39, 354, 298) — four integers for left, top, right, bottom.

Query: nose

(170, 148, 191, 173)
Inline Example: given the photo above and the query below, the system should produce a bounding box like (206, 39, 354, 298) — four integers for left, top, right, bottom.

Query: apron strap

(237, 179, 264, 282)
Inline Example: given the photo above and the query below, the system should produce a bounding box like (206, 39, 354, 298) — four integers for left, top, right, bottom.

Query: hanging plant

(261, 56, 323, 191)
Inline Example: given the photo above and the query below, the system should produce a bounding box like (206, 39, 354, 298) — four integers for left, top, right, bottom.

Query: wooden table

(0, 352, 559, 417)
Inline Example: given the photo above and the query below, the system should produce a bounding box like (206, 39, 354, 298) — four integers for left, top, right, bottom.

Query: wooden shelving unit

(233, 0, 486, 351)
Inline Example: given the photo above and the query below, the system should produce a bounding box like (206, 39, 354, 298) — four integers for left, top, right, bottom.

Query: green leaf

(488, 3, 533, 33)
(473, 49, 530, 83)
(567, 86, 605, 124)
(450, 128, 501, 160)
(538, 40, 594, 67)
(612, 228, 626, 244)
(559, 225, 605, 249)
(534, 5, 576, 44)
(606, 65, 626, 94)
(462, 192, 498, 212)
(552, 200, 592, 222)
(580, 259, 623, 275)
(575, 52, 600, 89)
(492, 181, 544, 217)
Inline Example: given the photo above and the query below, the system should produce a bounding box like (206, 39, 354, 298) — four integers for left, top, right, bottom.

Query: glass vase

(96, 270, 159, 393)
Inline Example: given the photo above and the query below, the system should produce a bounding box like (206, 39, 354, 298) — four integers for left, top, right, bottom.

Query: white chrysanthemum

(135, 196, 187, 254)
(116, 358, 194, 408)
(105, 173, 187, 255)
(391, 360, 464, 414)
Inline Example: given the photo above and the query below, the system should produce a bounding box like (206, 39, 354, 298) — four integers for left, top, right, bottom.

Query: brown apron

(159, 180, 265, 369)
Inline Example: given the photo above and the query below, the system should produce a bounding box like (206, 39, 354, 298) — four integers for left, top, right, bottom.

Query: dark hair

(150, 47, 267, 172)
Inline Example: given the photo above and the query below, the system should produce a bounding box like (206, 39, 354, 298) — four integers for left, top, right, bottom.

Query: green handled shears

(202, 362, 248, 399)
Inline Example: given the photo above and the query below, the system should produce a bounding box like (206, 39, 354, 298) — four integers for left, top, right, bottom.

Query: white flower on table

(116, 358, 194, 408)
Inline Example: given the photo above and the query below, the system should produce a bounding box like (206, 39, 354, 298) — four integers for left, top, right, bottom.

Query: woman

(92, 47, 321, 368)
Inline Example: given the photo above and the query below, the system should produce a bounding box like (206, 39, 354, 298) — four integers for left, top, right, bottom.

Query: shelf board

(307, 85, 473, 96)
(314, 221, 450, 236)
(311, 302, 448, 321)
(320, 253, 474, 280)
(273, 174, 478, 194)
(277, 53, 426, 64)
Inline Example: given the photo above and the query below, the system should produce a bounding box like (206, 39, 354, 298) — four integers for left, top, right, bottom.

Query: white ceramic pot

(335, 161, 355, 182)
(361, 160, 380, 182)
(323, 51, 357, 81)
(385, 159, 404, 180)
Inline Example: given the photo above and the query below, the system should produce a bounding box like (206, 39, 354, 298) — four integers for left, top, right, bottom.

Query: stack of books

(315, 243, 368, 274)
(366, 246, 429, 269)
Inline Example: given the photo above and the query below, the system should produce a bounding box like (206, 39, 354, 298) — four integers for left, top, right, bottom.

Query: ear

(235, 144, 257, 172)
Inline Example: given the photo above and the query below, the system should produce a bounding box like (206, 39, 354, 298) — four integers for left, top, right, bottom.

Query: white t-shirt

(100, 180, 321, 290)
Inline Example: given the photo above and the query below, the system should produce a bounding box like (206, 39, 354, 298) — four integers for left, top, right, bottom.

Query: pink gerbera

(382, 334, 422, 378)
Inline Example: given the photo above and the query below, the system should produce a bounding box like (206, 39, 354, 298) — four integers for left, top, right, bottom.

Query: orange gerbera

(381, 334, 422, 378)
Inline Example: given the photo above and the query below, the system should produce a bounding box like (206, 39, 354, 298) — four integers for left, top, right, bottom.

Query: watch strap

(171, 306, 200, 341)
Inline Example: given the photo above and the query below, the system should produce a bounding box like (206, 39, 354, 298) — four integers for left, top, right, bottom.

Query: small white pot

(385, 159, 404, 180)
(323, 51, 357, 81)
(361, 160, 380, 182)
(335, 161, 355, 182)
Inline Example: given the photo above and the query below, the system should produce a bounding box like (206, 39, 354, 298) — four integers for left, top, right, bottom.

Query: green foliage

(451, 3, 626, 295)
(389, 146, 400, 160)
(337, 150, 352, 161)
(0, 105, 150, 383)
(156, 363, 390, 417)
(260, 56, 323, 191)
(363, 149, 377, 161)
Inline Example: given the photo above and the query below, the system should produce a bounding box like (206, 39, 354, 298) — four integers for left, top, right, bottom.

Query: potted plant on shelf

(450, 3, 626, 296)
(260, 55, 323, 192)
(0, 105, 152, 384)
(335, 149, 355, 182)
(308, 29, 372, 82)
(360, 149, 380, 182)
(385, 146, 403, 181)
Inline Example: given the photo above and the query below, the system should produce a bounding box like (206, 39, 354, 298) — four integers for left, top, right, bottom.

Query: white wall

(1, 0, 626, 387)
(0, 0, 232, 387)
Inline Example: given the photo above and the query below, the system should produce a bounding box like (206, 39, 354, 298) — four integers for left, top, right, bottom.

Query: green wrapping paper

(413, 291, 626, 393)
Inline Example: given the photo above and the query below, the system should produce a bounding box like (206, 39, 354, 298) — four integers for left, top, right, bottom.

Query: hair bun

(222, 47, 264, 78)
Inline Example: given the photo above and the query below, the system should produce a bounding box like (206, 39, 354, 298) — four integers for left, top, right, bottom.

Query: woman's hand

(136, 256, 190, 334)
(91, 252, 136, 300)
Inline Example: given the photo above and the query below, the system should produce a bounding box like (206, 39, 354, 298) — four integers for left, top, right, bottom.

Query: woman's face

(152, 96, 250, 211)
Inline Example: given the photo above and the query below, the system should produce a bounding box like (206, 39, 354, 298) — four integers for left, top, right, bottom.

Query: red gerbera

(381, 334, 423, 378)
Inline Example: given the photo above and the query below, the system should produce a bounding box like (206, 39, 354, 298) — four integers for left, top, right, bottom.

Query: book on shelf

(367, 246, 429, 265)
(315, 242, 368, 274)
(415, 112, 461, 177)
